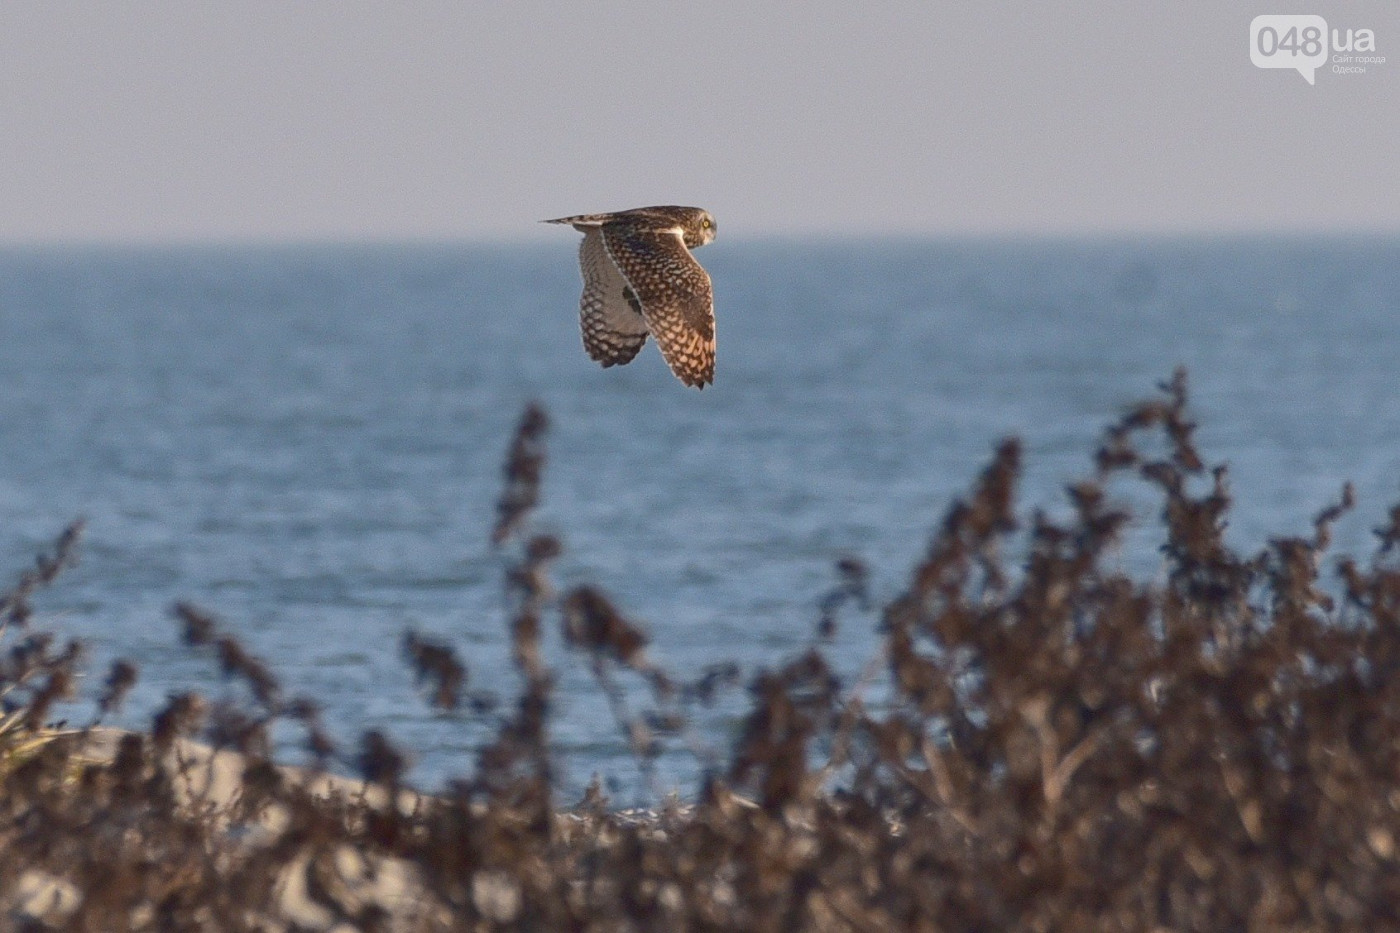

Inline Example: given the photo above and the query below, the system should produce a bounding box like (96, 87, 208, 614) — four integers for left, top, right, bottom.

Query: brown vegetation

(2, 370, 1399, 930)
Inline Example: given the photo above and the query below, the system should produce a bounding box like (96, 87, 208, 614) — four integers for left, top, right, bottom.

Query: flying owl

(543, 205, 717, 389)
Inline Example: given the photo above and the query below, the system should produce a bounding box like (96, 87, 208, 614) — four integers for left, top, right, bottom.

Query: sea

(1, 236, 1397, 798)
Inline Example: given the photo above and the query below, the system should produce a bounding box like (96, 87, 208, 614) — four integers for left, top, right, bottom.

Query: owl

(544, 205, 717, 388)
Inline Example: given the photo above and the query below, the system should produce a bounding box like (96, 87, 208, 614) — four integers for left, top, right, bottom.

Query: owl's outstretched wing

(601, 226, 715, 388)
(577, 230, 648, 367)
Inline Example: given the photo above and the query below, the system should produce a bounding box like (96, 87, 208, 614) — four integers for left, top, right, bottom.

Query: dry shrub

(0, 371, 1398, 930)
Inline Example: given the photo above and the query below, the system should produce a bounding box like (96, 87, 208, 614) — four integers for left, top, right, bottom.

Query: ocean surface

(2, 237, 1397, 797)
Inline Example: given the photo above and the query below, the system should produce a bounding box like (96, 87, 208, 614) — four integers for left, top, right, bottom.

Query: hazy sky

(1, 2, 1396, 243)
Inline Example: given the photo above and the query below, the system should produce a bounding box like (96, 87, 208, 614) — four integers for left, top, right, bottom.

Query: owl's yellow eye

(702, 218, 712, 228)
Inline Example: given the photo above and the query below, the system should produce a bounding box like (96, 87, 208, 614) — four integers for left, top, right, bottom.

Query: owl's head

(685, 210, 717, 249)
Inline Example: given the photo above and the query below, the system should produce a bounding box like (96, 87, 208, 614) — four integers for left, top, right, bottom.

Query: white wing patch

(577, 230, 649, 367)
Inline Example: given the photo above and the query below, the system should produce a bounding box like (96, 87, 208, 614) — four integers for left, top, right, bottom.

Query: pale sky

(0, 2, 1396, 243)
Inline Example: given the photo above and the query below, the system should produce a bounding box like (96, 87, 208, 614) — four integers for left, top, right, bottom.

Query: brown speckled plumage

(544, 206, 717, 389)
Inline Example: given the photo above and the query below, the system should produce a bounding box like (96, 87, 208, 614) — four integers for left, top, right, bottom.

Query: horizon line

(1, 226, 1398, 251)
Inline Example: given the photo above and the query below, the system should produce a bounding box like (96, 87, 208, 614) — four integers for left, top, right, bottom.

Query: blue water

(2, 237, 1398, 795)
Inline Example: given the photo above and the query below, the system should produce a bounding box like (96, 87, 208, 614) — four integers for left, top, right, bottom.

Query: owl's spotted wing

(577, 230, 648, 367)
(601, 226, 715, 388)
